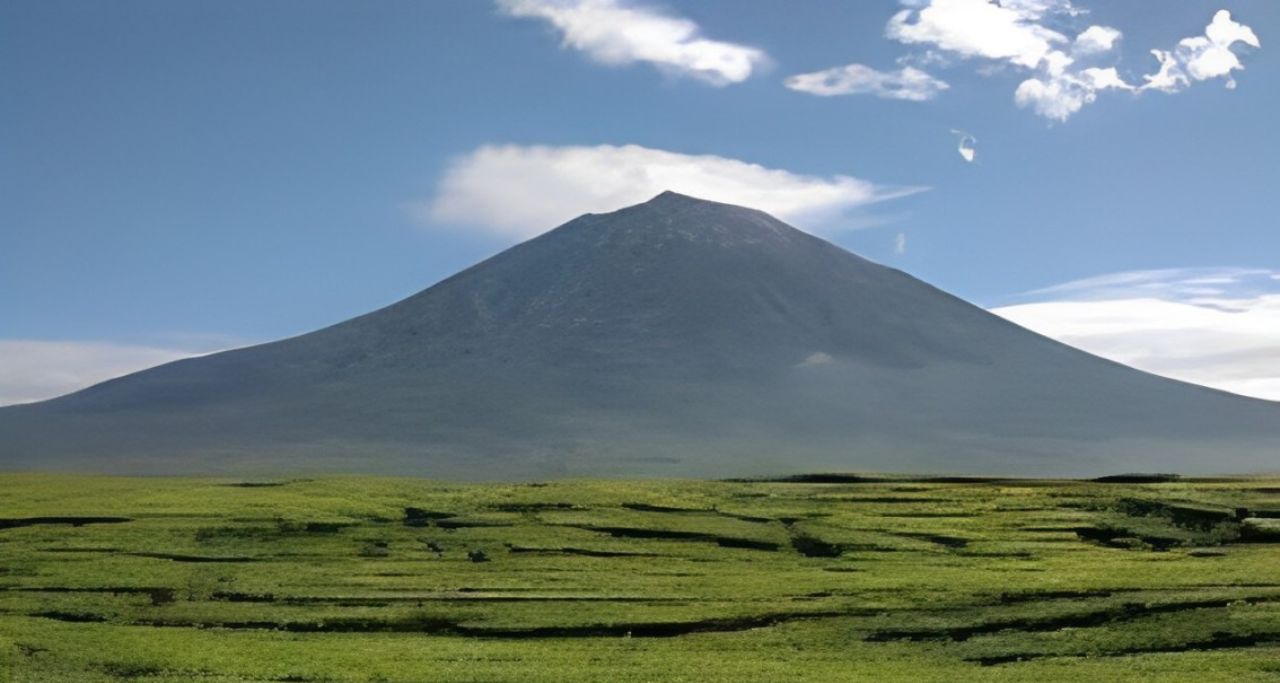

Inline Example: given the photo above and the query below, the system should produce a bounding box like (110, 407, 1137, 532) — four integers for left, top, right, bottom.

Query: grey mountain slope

(2, 191, 1277, 478)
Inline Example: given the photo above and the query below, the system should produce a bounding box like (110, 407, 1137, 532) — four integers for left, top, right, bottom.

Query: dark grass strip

(87, 609, 869, 638)
(128, 552, 259, 563)
(505, 545, 662, 558)
(565, 525, 781, 551)
(0, 517, 131, 531)
(970, 631, 1280, 665)
(867, 595, 1280, 642)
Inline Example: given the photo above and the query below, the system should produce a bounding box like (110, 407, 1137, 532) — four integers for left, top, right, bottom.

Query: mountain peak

(637, 190, 752, 215)
(571, 191, 803, 251)
(646, 189, 700, 204)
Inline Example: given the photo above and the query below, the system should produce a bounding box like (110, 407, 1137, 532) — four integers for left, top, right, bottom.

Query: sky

(2, 0, 1278, 405)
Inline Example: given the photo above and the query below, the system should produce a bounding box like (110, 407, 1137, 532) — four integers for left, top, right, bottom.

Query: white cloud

(1014, 65, 1132, 121)
(951, 129, 976, 162)
(1141, 10, 1260, 92)
(1073, 25, 1121, 55)
(1140, 49, 1190, 92)
(1187, 9, 1260, 81)
(418, 143, 922, 239)
(1042, 48, 1074, 76)
(0, 340, 208, 407)
(881, 3, 1258, 121)
(886, 0, 1134, 121)
(992, 268, 1280, 401)
(497, 0, 766, 85)
(999, 0, 1085, 18)
(784, 64, 949, 101)
(886, 0, 1070, 69)
(1014, 75, 1083, 121)
(894, 232, 907, 254)
(1079, 66, 1130, 90)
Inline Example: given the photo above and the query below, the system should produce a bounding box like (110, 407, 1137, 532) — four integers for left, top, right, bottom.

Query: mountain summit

(2, 192, 1277, 477)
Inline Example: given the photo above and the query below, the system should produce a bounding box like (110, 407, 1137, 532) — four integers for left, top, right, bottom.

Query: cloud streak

(992, 268, 1280, 401)
(419, 143, 923, 239)
(784, 64, 949, 101)
(497, 0, 767, 85)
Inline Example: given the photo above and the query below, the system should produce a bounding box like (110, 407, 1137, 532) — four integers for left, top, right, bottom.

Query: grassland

(1, 473, 1279, 682)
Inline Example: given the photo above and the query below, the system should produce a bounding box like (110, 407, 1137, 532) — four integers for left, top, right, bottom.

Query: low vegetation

(1, 473, 1278, 681)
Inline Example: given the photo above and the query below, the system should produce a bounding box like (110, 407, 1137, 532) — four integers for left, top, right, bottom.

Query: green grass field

(2, 473, 1279, 682)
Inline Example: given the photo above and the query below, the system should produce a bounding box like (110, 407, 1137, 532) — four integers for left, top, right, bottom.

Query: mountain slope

(2, 191, 1277, 477)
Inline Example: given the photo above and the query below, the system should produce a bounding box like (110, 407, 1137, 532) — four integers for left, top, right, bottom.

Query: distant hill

(2, 191, 1277, 478)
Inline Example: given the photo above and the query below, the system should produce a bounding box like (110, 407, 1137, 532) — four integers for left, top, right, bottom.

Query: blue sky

(3, 0, 1278, 404)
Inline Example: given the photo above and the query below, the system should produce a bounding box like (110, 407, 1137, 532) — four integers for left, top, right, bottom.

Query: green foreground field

(1, 473, 1279, 682)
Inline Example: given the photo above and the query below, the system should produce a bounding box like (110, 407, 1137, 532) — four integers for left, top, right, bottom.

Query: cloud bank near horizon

(992, 268, 1280, 401)
(0, 340, 209, 407)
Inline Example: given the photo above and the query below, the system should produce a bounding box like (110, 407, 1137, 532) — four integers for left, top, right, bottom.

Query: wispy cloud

(416, 143, 924, 239)
(497, 0, 767, 85)
(0, 340, 214, 407)
(784, 64, 949, 101)
(991, 268, 1280, 401)
(1020, 267, 1278, 300)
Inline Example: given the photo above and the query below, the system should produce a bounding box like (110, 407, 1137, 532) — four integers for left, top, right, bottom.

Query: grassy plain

(1, 472, 1279, 682)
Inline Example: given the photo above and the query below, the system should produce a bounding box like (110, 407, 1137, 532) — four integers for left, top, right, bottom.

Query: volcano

(2, 191, 1277, 478)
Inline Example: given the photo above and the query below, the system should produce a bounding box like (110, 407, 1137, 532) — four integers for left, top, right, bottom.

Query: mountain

(2, 191, 1277, 478)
